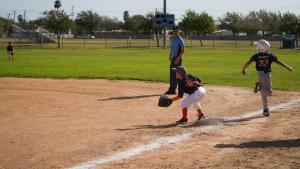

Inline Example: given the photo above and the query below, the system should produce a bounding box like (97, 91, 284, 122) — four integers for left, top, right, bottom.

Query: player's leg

(11, 53, 14, 61)
(261, 93, 269, 116)
(176, 107, 188, 124)
(177, 94, 194, 124)
(8, 52, 11, 60)
(254, 75, 261, 93)
(259, 72, 272, 116)
(192, 87, 206, 120)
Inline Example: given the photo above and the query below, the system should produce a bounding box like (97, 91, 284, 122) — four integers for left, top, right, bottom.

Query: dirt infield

(0, 78, 299, 169)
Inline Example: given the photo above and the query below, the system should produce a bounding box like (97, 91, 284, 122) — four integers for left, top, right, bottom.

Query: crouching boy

(171, 66, 206, 124)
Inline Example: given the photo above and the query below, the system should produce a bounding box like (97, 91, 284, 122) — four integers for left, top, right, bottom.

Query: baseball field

(0, 47, 300, 169)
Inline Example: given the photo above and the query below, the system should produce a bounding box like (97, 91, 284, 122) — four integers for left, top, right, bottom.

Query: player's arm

(242, 59, 254, 75)
(171, 96, 180, 102)
(174, 48, 184, 64)
(171, 89, 184, 102)
(174, 40, 185, 64)
(177, 48, 184, 59)
(275, 59, 293, 72)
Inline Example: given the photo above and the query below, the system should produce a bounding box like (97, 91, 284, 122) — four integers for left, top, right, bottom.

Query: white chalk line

(68, 98, 300, 169)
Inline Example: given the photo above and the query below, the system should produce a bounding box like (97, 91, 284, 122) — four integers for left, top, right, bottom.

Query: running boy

(7, 42, 14, 61)
(171, 66, 206, 124)
(242, 39, 293, 116)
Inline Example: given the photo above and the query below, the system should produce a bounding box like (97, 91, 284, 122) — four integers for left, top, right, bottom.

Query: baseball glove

(158, 95, 173, 107)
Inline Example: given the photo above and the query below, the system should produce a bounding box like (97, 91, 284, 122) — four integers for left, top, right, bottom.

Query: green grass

(0, 48, 299, 90)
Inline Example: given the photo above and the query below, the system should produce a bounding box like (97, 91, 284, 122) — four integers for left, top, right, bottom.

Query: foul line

(68, 98, 300, 169)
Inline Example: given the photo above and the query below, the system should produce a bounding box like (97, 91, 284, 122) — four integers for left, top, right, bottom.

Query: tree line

(219, 10, 300, 36)
(0, 0, 299, 48)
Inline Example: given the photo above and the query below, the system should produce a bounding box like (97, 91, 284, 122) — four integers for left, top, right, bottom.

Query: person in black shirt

(7, 42, 14, 61)
(242, 39, 292, 116)
(170, 66, 206, 124)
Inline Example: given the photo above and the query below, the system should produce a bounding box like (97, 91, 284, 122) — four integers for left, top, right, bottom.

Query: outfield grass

(0, 48, 299, 90)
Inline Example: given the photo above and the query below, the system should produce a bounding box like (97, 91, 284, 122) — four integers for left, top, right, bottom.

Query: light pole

(162, 0, 167, 49)
(7, 13, 11, 38)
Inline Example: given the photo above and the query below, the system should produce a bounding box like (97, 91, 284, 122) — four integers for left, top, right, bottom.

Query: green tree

(123, 11, 133, 31)
(298, 16, 300, 35)
(180, 10, 198, 36)
(240, 11, 260, 35)
(267, 11, 281, 34)
(279, 12, 298, 35)
(0, 19, 4, 35)
(97, 16, 122, 31)
(218, 12, 242, 35)
(130, 15, 147, 34)
(54, 0, 62, 10)
(42, 1, 72, 48)
(76, 10, 99, 34)
(180, 10, 215, 46)
(194, 12, 216, 35)
(17, 15, 24, 24)
(256, 10, 268, 35)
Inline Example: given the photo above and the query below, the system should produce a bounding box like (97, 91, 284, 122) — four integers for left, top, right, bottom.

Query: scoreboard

(154, 13, 175, 28)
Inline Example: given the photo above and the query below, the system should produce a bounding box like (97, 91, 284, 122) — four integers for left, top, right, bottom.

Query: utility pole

(23, 10, 27, 30)
(163, 0, 167, 49)
(7, 13, 11, 38)
(13, 10, 17, 22)
(70, 6, 75, 20)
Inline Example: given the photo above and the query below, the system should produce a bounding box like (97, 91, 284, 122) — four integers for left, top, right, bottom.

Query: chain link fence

(0, 35, 299, 50)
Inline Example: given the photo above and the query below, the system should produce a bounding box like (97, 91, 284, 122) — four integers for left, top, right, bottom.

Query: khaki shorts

(7, 51, 14, 56)
(258, 71, 272, 97)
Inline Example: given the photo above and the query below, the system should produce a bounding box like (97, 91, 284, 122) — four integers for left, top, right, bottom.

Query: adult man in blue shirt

(165, 26, 185, 94)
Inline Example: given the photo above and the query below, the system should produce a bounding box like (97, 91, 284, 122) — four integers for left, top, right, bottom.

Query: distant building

(215, 30, 233, 36)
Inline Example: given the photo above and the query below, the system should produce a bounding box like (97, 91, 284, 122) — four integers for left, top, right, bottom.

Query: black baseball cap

(172, 66, 187, 76)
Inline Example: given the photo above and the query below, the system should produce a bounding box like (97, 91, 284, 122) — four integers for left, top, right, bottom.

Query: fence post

(62, 34, 64, 48)
(128, 36, 131, 48)
(234, 37, 237, 50)
(18, 37, 21, 48)
(213, 39, 215, 49)
(83, 38, 86, 48)
(190, 34, 193, 49)
(148, 38, 151, 48)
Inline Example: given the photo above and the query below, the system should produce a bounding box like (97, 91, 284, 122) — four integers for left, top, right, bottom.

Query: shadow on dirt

(185, 115, 264, 128)
(98, 94, 161, 101)
(115, 114, 265, 130)
(214, 138, 300, 149)
(115, 123, 179, 131)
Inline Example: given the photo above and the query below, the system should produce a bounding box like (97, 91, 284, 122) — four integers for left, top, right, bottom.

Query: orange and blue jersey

(178, 74, 202, 98)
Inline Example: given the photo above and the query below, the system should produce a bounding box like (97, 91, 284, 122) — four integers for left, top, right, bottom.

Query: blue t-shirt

(170, 35, 184, 59)
(251, 52, 278, 73)
(178, 74, 202, 98)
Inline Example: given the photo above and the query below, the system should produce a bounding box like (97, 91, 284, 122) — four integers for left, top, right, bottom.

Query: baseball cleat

(263, 109, 270, 117)
(254, 82, 261, 93)
(198, 114, 206, 121)
(176, 118, 188, 124)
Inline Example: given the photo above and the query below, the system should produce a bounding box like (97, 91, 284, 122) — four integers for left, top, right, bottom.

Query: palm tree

(54, 0, 62, 10)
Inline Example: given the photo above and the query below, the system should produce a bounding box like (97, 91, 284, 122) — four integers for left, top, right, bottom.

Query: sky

(0, 0, 300, 21)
